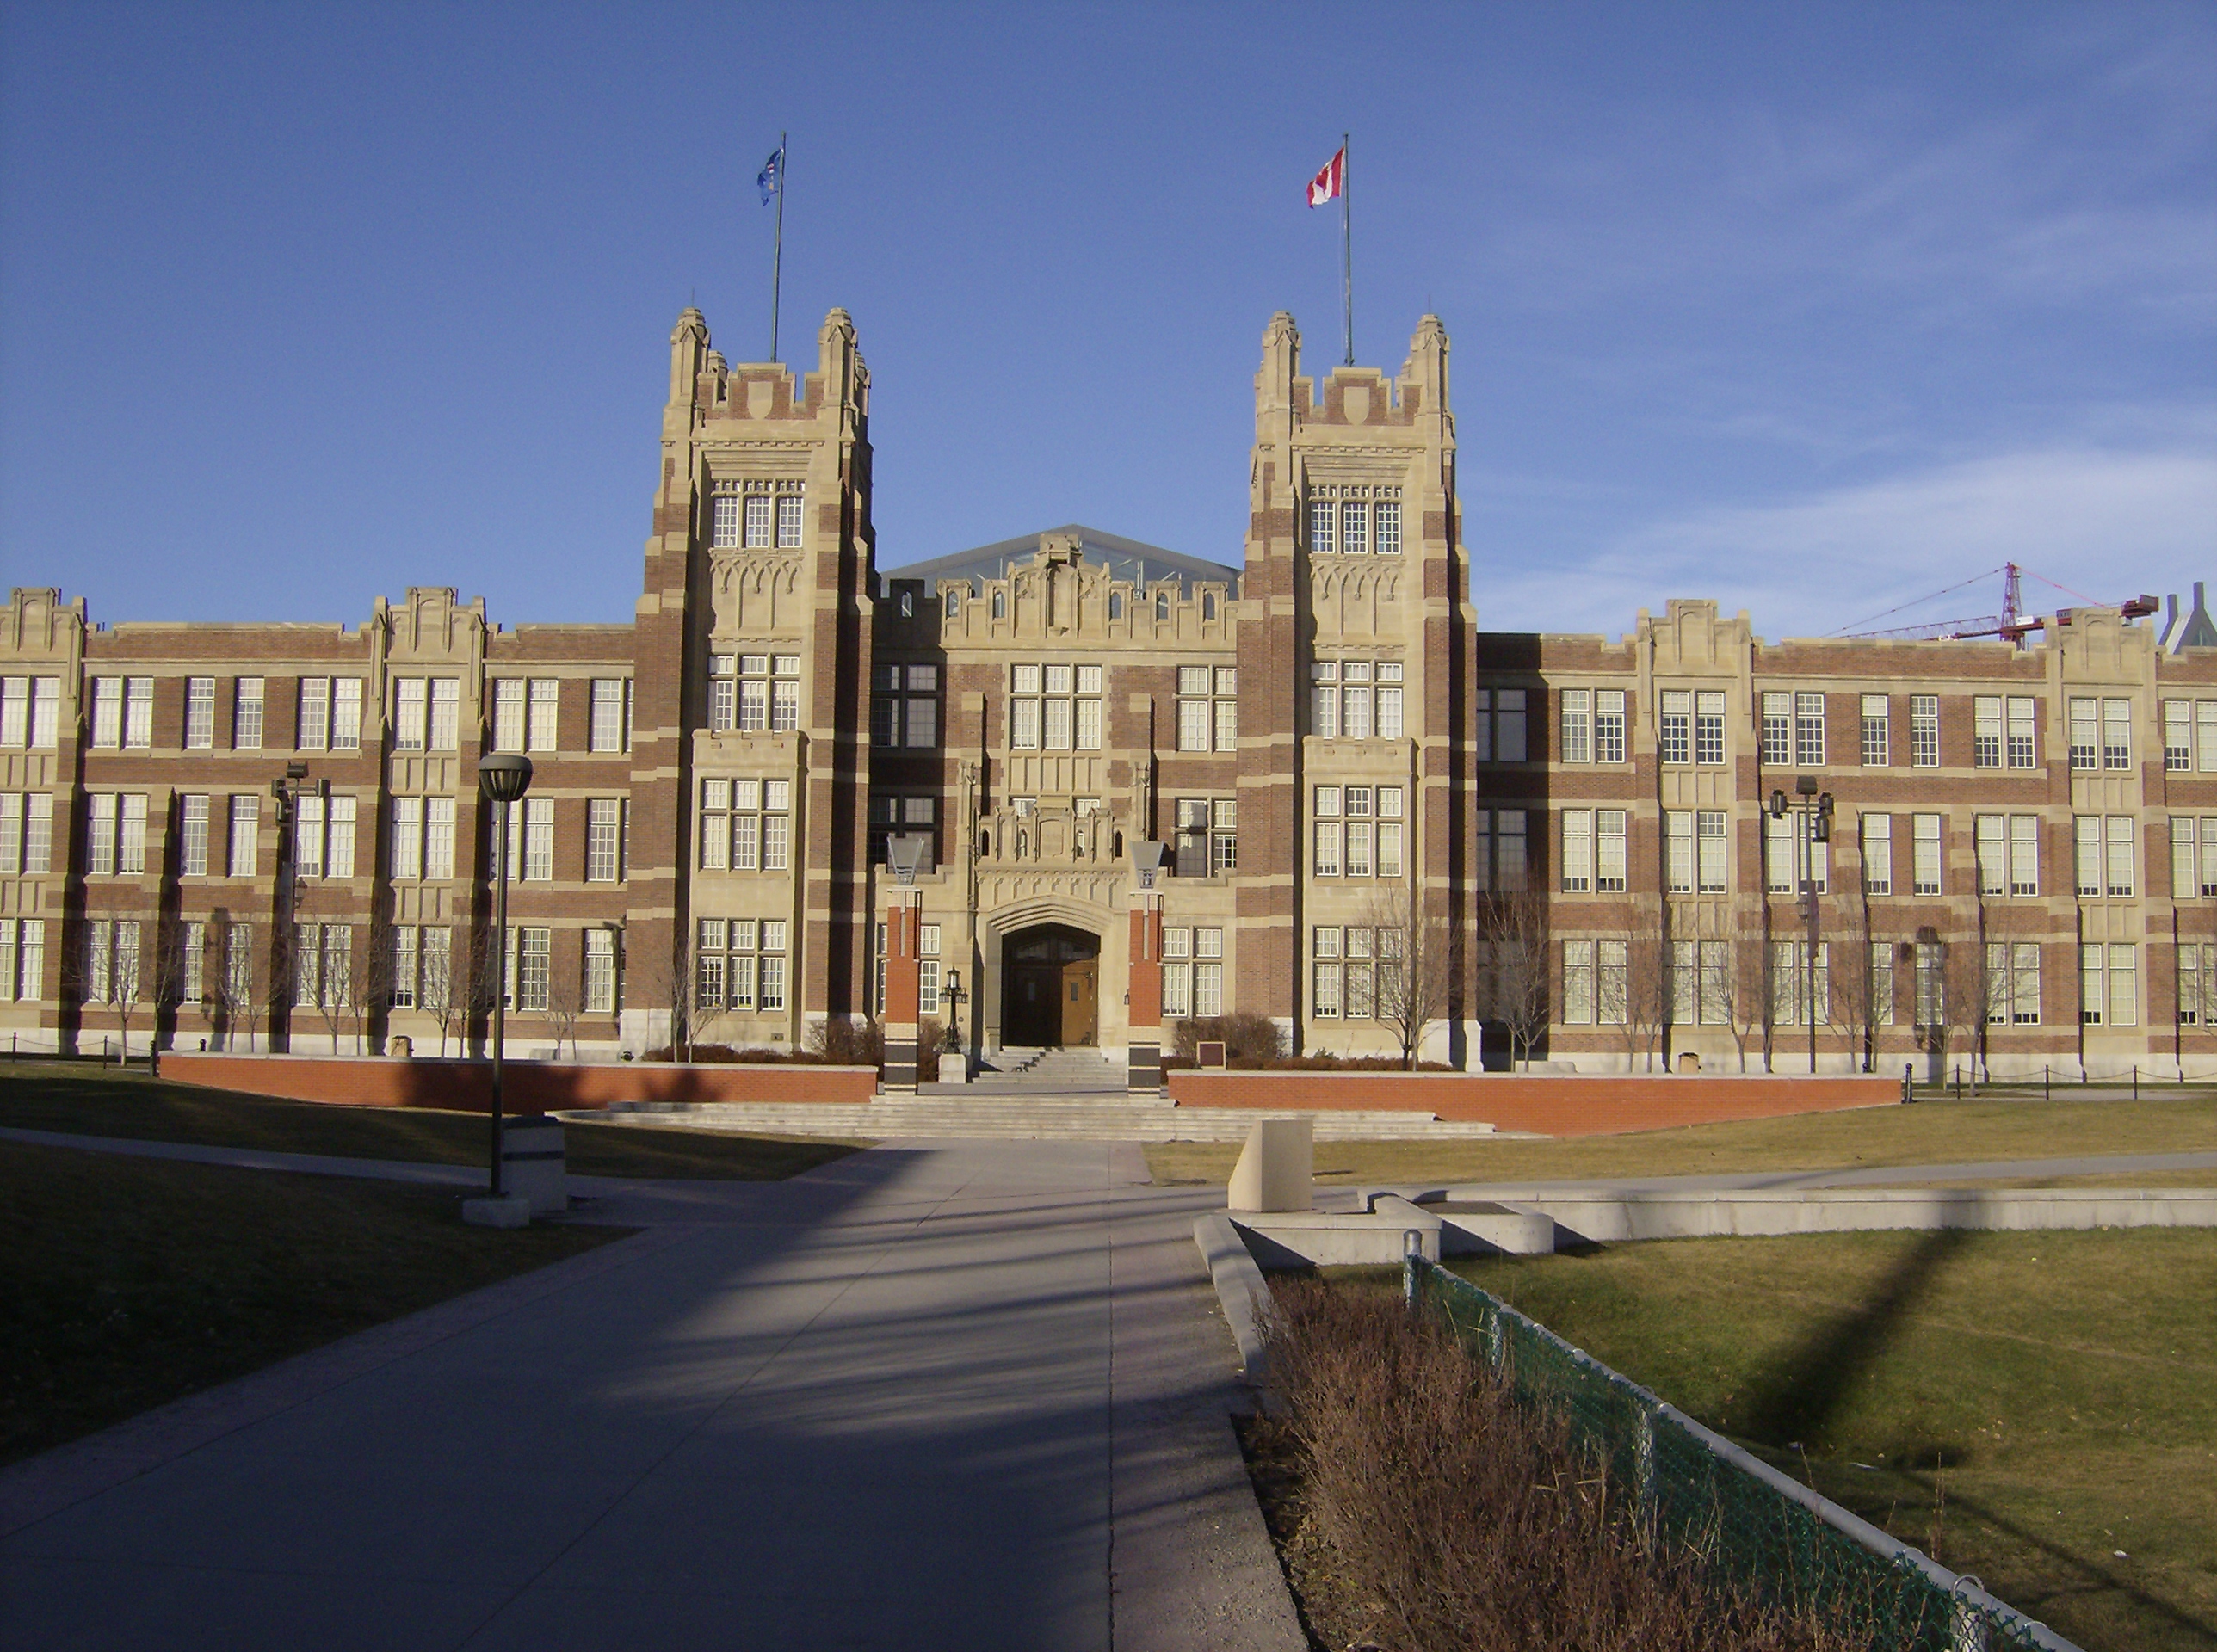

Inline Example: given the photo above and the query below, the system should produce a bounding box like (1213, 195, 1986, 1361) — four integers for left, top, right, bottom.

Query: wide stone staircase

(573, 1045, 1514, 1143)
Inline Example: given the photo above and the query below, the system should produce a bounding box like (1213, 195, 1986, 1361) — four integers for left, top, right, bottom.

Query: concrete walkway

(0, 1141, 1306, 1652)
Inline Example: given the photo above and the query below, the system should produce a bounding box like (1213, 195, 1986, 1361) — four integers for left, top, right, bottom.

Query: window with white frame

(2178, 943, 2217, 1026)
(1596, 691, 1626, 763)
(1, 918, 45, 1002)
(1666, 811, 1726, 895)
(1765, 812, 1795, 895)
(1473, 807, 1528, 892)
(1175, 797, 1238, 877)
(1760, 693, 1792, 765)
(228, 795, 259, 878)
(493, 680, 525, 752)
(2009, 814, 2039, 896)
(712, 653, 802, 734)
(1909, 695, 1940, 767)
(2171, 817, 2217, 899)
(1698, 940, 1732, 1025)
(1004, 663, 1101, 752)
(700, 917, 785, 1013)
(1311, 926, 1387, 1020)
(526, 679, 558, 752)
(293, 793, 357, 880)
(1307, 487, 1402, 556)
(1659, 691, 1690, 764)
(1911, 813, 1942, 896)
(1666, 811, 1694, 893)
(1794, 693, 1825, 766)
(1312, 660, 1404, 741)
(90, 679, 121, 749)
(230, 674, 262, 744)
(1974, 816, 2040, 897)
(1560, 809, 1593, 893)
(2067, 698, 2097, 770)
(184, 678, 214, 749)
(2102, 698, 2132, 771)
(590, 679, 631, 753)
(294, 677, 359, 753)
(1974, 698, 2004, 767)
(85, 794, 147, 877)
(1596, 809, 1627, 891)
(1697, 811, 1727, 893)
(1861, 695, 1890, 767)
(293, 921, 353, 1014)
(389, 925, 418, 1009)
(872, 663, 942, 748)
(699, 778, 792, 872)
(0, 677, 62, 750)
(1562, 938, 1595, 1024)
(180, 794, 209, 877)
(1868, 940, 1895, 1026)
(710, 482, 804, 551)
(497, 797, 549, 882)
(81, 917, 145, 1005)
(2006, 697, 2036, 767)
(503, 926, 549, 1013)
(1474, 687, 1528, 762)
(1694, 691, 1726, 765)
(391, 797, 423, 880)
(1176, 664, 1238, 751)
(2160, 700, 2217, 773)
(1985, 941, 2041, 1025)
(2104, 815, 2134, 897)
(2080, 942, 2136, 1026)
(587, 799, 625, 882)
(1162, 927, 1222, 1020)
(0, 796, 18, 875)
(1559, 688, 1627, 763)
(1768, 940, 1830, 1026)
(584, 928, 619, 1014)
(1309, 786, 1401, 878)
(425, 797, 454, 880)
(391, 677, 458, 752)
(2071, 815, 2134, 898)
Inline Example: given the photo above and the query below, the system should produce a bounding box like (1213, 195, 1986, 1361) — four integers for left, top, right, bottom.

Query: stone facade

(3, 305, 2213, 1076)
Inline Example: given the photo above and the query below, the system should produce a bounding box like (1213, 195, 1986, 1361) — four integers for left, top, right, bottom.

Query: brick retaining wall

(1165, 1071, 1897, 1137)
(159, 1053, 880, 1113)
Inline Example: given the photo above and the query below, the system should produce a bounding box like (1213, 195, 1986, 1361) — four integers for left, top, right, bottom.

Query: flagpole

(1341, 131, 1353, 367)
(769, 131, 787, 363)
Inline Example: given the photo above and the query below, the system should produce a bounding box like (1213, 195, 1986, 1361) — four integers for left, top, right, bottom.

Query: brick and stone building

(3, 305, 2213, 1076)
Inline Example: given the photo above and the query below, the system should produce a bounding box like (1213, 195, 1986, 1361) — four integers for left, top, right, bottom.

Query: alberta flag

(757, 145, 783, 205)
(1306, 145, 1344, 207)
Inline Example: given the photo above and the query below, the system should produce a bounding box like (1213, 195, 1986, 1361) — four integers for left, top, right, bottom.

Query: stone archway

(1000, 923, 1100, 1048)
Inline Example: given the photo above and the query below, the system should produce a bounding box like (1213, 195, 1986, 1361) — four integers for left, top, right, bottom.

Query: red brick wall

(1166, 1070, 1895, 1137)
(162, 1051, 878, 1113)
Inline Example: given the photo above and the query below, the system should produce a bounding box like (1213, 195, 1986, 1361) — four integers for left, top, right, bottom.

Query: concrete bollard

(500, 1117, 568, 1216)
(1226, 1118, 1314, 1213)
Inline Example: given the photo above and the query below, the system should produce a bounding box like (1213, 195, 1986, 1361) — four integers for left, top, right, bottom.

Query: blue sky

(3, 3, 2210, 641)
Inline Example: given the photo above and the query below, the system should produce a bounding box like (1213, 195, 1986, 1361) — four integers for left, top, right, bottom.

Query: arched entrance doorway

(1001, 923, 1099, 1047)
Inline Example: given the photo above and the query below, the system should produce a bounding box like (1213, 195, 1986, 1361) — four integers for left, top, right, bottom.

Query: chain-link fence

(1408, 1257, 2081, 1652)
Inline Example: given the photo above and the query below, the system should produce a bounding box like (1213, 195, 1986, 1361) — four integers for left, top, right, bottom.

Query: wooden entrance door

(1001, 924, 1101, 1047)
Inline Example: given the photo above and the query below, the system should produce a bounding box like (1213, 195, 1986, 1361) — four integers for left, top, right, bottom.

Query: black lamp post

(1769, 777, 1835, 1075)
(479, 753, 534, 1195)
(942, 967, 966, 1072)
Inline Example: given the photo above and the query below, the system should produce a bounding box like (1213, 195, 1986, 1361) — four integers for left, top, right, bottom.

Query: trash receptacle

(500, 1117, 567, 1216)
(390, 1034, 412, 1059)
(1677, 1051, 1701, 1074)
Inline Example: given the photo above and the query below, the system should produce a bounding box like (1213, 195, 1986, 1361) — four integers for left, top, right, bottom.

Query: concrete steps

(575, 1094, 1511, 1143)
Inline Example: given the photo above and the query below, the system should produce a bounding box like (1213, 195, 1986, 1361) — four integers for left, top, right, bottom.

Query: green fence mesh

(1409, 1259, 2078, 1652)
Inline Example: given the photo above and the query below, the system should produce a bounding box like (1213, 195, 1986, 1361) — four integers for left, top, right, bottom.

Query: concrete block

(1233, 1208, 1440, 1267)
(1378, 1194, 1554, 1256)
(1226, 1117, 1313, 1213)
(500, 1118, 568, 1216)
(461, 1193, 532, 1229)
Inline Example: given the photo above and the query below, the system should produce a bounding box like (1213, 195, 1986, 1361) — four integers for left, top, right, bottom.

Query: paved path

(0, 1141, 1305, 1652)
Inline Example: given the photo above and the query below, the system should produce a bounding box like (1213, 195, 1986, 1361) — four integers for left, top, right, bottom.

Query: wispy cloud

(1479, 433, 2217, 640)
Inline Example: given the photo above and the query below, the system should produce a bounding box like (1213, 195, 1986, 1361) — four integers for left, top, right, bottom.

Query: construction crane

(1835, 564, 2158, 644)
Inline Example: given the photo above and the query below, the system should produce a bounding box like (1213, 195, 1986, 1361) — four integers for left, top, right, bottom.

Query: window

(712, 493, 740, 549)
(1309, 660, 1402, 742)
(394, 678, 428, 751)
(330, 679, 362, 751)
(1596, 691, 1626, 764)
(2010, 815, 2040, 897)
(587, 798, 625, 882)
(1163, 925, 1195, 1017)
(2179, 943, 2217, 1027)
(429, 679, 459, 751)
(1659, 691, 1690, 765)
(0, 796, 16, 875)
(386, 925, 419, 1010)
(1341, 498, 1368, 555)
(701, 918, 792, 1013)
(1861, 695, 1890, 767)
(1974, 698, 2003, 768)
(2074, 816, 2102, 897)
(181, 794, 209, 877)
(1312, 927, 1392, 1020)
(1176, 663, 1237, 751)
(1312, 788, 1342, 878)
(1974, 815, 2040, 898)
(1861, 813, 1892, 895)
(1376, 789, 1403, 877)
(1476, 687, 1528, 762)
(425, 798, 454, 880)
(1868, 941, 1895, 1026)
(1794, 693, 1825, 766)
(1560, 810, 1592, 893)
(185, 678, 215, 749)
(1976, 816, 2004, 896)
(1170, 796, 1238, 874)
(699, 778, 792, 872)
(2068, 698, 2097, 771)
(2161, 700, 2217, 773)
(0, 917, 41, 1001)
(1695, 691, 1726, 765)
(713, 653, 802, 734)
(295, 678, 330, 751)
(1666, 811, 1694, 893)
(744, 495, 774, 548)
(868, 794, 939, 866)
(709, 484, 803, 551)
(392, 797, 423, 880)
(2171, 817, 2217, 899)
(223, 922, 256, 1012)
(1375, 499, 1401, 556)
(1308, 488, 1401, 555)
(497, 797, 550, 882)
(1596, 809, 1627, 891)
(1760, 693, 1791, 765)
(2103, 815, 2134, 897)
(1910, 695, 1940, 767)
(90, 679, 121, 749)
(590, 680, 631, 753)
(1912, 813, 1942, 896)
(2007, 697, 2036, 768)
(1985, 941, 2041, 1026)
(504, 926, 549, 1013)
(1562, 939, 1594, 1024)
(81, 918, 144, 1005)
(2080, 943, 2137, 1026)
(871, 662, 940, 748)
(293, 793, 357, 881)
(1768, 940, 1831, 1026)
(1698, 810, 1728, 893)
(229, 796, 259, 878)
(1004, 662, 1099, 752)
(2102, 699, 2131, 771)
(777, 492, 804, 548)
(86, 794, 147, 877)
(294, 922, 353, 1014)
(522, 680, 557, 752)
(1560, 689, 1590, 763)
(89, 678, 150, 750)
(584, 928, 619, 1014)
(492, 680, 526, 752)
(1473, 807, 1528, 892)
(1765, 813, 1794, 895)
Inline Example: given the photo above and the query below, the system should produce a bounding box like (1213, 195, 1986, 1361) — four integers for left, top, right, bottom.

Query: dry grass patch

(1146, 1094, 2217, 1187)
(0, 1061, 866, 1180)
(1, 1139, 622, 1466)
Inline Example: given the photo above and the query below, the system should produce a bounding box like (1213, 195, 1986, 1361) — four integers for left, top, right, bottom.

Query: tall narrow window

(2102, 699, 2132, 771)
(1562, 939, 1594, 1024)
(394, 679, 428, 751)
(2068, 698, 2097, 771)
(493, 680, 526, 753)
(584, 928, 618, 1014)
(21, 796, 47, 875)
(331, 679, 362, 752)
(776, 492, 805, 548)
(1695, 691, 1726, 765)
(1595, 690, 1627, 764)
(0, 680, 22, 748)
(590, 680, 630, 753)
(1375, 500, 1401, 556)
(1861, 694, 1890, 767)
(527, 680, 559, 752)
(1560, 810, 1593, 893)
(2010, 816, 2040, 897)
(1973, 697, 2003, 767)
(327, 795, 357, 878)
(1760, 693, 1792, 765)
(1765, 813, 1795, 894)
(425, 798, 455, 880)
(1697, 810, 1727, 893)
(1912, 813, 1942, 896)
(1340, 498, 1369, 555)
(1659, 691, 1690, 765)
(1560, 689, 1592, 763)
(122, 678, 153, 749)
(744, 494, 774, 548)
(2074, 816, 2103, 897)
(1308, 497, 1335, 553)
(1975, 815, 2007, 896)
(712, 493, 741, 548)
(1596, 810, 1627, 891)
(1312, 787, 1342, 878)
(181, 794, 209, 878)
(229, 795, 259, 878)
(2165, 700, 2193, 771)
(91, 679, 122, 749)
(2104, 816, 2134, 897)
(0, 795, 17, 876)
(185, 678, 215, 749)
(1666, 811, 1694, 893)
(2006, 697, 2036, 768)
(296, 679, 330, 751)
(392, 797, 423, 881)
(1794, 693, 1825, 766)
(1375, 788, 1401, 878)
(429, 679, 459, 751)
(1911, 695, 1940, 767)
(28, 678, 58, 749)
(587, 798, 623, 882)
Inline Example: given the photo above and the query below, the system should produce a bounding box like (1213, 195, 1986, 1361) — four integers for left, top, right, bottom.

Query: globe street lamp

(479, 753, 534, 1195)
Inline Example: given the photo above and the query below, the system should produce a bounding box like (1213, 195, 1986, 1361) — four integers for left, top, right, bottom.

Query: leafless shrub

(1255, 1280, 1867, 1652)
(1171, 1011, 1285, 1065)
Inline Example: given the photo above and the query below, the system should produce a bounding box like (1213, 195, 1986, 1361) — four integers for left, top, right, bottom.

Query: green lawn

(1435, 1230, 2217, 1652)
(1, 1138, 625, 1467)
(1145, 1094, 2217, 1187)
(0, 1060, 867, 1180)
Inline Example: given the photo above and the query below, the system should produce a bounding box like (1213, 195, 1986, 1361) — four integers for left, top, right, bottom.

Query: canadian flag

(1306, 145, 1344, 207)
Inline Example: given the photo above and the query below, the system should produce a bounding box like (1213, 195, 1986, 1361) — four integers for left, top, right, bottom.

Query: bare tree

(1362, 883, 1456, 1069)
(209, 914, 264, 1052)
(542, 937, 584, 1062)
(633, 922, 701, 1060)
(1830, 908, 1880, 1074)
(147, 917, 199, 1057)
(300, 922, 355, 1054)
(417, 927, 461, 1057)
(1478, 885, 1552, 1071)
(346, 917, 392, 1057)
(1619, 928, 1670, 1073)
(1712, 933, 1773, 1074)
(1940, 933, 2005, 1092)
